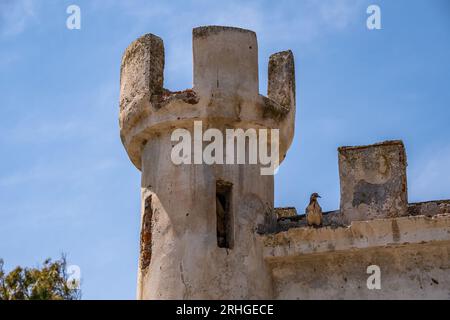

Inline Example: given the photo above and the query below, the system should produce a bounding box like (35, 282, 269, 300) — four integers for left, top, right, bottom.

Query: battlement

(192, 26, 258, 99)
(120, 27, 450, 300)
(119, 26, 296, 170)
(269, 140, 448, 232)
(261, 140, 450, 300)
(121, 27, 298, 299)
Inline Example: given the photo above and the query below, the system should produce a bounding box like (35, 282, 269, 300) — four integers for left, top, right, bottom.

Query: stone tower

(119, 26, 296, 299)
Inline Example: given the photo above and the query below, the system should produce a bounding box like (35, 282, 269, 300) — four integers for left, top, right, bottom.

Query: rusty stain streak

(392, 219, 401, 242)
(140, 195, 153, 271)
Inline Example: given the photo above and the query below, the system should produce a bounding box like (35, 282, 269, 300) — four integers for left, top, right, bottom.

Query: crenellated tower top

(119, 26, 296, 170)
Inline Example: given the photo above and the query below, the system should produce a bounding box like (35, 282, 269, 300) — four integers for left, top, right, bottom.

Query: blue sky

(0, 0, 449, 299)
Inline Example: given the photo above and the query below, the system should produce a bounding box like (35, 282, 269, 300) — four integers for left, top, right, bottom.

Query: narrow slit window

(216, 180, 233, 249)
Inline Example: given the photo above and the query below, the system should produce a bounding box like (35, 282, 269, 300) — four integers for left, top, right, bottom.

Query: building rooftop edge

(262, 213, 450, 261)
(338, 140, 404, 152)
(193, 25, 256, 38)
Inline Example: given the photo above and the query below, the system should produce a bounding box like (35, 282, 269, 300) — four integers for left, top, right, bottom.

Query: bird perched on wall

(306, 193, 323, 227)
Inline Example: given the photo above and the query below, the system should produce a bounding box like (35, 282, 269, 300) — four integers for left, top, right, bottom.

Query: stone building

(119, 26, 450, 299)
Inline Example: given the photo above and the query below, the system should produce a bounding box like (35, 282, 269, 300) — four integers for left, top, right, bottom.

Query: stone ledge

(262, 214, 450, 260)
(337, 140, 404, 152)
(272, 199, 450, 233)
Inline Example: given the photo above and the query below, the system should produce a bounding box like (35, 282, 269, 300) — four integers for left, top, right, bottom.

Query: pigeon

(306, 193, 323, 227)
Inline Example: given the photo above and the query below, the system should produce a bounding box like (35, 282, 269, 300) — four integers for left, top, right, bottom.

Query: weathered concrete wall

(267, 145, 450, 300)
(269, 243, 450, 300)
(274, 200, 450, 232)
(120, 26, 296, 300)
(137, 126, 274, 299)
(338, 140, 408, 224)
(120, 26, 450, 301)
(263, 214, 450, 299)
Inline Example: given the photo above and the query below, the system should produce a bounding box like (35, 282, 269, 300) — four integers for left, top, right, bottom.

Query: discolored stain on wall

(339, 140, 408, 223)
(140, 194, 153, 271)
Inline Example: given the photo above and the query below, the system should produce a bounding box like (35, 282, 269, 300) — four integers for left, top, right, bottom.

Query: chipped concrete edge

(261, 214, 450, 260)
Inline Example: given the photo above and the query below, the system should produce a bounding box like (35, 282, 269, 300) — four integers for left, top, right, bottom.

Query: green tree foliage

(0, 256, 81, 300)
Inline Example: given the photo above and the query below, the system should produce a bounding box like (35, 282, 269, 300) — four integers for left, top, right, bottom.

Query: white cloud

(119, 0, 363, 43)
(0, 0, 37, 37)
(108, 0, 364, 90)
(316, 0, 362, 30)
